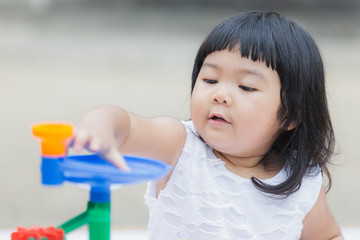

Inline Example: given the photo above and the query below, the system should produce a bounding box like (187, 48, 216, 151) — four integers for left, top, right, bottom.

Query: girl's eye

(204, 79, 218, 84)
(239, 85, 256, 92)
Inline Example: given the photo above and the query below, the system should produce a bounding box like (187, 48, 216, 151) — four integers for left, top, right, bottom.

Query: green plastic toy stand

(59, 202, 110, 240)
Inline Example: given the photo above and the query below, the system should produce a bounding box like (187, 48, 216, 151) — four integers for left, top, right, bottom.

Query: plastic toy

(12, 122, 172, 240)
(11, 226, 64, 240)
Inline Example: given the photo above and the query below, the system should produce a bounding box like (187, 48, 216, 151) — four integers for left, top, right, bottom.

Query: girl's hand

(72, 107, 130, 171)
(70, 104, 186, 173)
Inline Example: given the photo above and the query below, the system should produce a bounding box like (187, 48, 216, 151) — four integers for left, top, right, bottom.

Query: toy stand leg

(59, 211, 88, 234)
(58, 201, 111, 240)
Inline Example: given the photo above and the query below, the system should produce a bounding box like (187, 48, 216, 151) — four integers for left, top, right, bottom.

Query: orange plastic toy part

(11, 226, 64, 240)
(32, 123, 74, 157)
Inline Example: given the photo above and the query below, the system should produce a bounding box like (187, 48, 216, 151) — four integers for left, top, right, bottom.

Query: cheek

(234, 100, 281, 135)
(190, 93, 200, 120)
(190, 82, 205, 115)
(190, 94, 205, 135)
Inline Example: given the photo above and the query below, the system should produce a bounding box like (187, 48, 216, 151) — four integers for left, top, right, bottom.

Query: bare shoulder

(121, 114, 187, 166)
(301, 185, 343, 239)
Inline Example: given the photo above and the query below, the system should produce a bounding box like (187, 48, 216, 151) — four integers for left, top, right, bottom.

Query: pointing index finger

(102, 148, 130, 172)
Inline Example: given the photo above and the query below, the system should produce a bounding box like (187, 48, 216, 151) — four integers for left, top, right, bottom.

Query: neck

(213, 150, 281, 179)
(213, 150, 263, 169)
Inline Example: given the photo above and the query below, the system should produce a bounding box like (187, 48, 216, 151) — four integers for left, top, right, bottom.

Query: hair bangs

(200, 12, 279, 72)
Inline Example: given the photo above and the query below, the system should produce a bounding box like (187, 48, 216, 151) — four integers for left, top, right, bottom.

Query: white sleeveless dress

(145, 121, 322, 240)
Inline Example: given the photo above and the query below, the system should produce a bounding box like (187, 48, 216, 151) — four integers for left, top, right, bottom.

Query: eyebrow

(202, 62, 219, 69)
(202, 62, 266, 79)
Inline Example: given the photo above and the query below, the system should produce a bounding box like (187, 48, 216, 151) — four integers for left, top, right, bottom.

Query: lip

(208, 113, 231, 124)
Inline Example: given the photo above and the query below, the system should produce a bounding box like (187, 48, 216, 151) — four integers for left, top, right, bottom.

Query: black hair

(191, 11, 334, 196)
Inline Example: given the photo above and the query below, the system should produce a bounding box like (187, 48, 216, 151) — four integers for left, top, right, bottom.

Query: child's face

(191, 49, 282, 159)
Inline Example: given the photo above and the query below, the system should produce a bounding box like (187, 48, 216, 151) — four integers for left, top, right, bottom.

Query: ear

(282, 117, 299, 131)
(285, 120, 298, 131)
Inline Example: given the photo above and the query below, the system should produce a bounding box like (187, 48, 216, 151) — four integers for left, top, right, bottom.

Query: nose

(212, 90, 232, 105)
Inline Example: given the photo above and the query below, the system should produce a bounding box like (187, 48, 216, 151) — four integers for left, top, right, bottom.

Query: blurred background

(1, 0, 359, 233)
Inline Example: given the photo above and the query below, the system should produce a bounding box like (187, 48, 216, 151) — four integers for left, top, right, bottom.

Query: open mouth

(209, 114, 230, 123)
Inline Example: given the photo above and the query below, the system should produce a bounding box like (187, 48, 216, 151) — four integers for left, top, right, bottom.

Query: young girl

(73, 11, 343, 239)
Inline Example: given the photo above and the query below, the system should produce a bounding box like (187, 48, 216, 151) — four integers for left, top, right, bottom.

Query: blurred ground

(0, 1, 359, 231)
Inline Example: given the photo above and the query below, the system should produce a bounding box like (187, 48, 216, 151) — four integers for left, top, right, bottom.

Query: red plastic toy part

(11, 226, 64, 240)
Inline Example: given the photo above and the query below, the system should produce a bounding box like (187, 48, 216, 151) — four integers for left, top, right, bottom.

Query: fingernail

(119, 163, 130, 172)
(123, 165, 131, 172)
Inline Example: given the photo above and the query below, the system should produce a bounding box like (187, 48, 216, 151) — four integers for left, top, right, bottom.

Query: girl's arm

(301, 185, 343, 240)
(73, 105, 186, 170)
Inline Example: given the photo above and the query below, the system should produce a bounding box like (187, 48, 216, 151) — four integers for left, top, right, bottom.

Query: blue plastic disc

(59, 154, 172, 186)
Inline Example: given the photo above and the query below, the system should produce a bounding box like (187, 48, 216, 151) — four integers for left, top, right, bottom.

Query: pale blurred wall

(0, 1, 359, 229)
